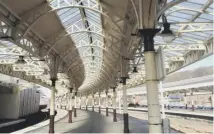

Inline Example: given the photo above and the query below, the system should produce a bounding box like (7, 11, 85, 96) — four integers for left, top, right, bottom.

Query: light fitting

(15, 56, 26, 64)
(160, 15, 175, 43)
(132, 67, 138, 73)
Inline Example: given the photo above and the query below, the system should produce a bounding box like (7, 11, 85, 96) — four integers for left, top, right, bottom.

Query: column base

(192, 105, 194, 111)
(106, 107, 108, 116)
(185, 104, 188, 109)
(99, 106, 101, 113)
(49, 115, 55, 133)
(113, 109, 117, 122)
(123, 113, 129, 133)
(74, 108, 77, 117)
(80, 106, 81, 109)
(68, 110, 72, 123)
(92, 106, 94, 112)
(86, 106, 88, 110)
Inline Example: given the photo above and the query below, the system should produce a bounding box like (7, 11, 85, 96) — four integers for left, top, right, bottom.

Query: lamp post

(160, 15, 175, 43)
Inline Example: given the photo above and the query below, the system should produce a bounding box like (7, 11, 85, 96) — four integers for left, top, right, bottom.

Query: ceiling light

(160, 15, 175, 43)
(119, 78, 123, 83)
(15, 56, 26, 64)
(132, 67, 138, 73)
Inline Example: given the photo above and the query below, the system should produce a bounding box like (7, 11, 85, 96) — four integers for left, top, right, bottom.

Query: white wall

(0, 88, 40, 119)
(0, 93, 20, 119)
(19, 89, 40, 117)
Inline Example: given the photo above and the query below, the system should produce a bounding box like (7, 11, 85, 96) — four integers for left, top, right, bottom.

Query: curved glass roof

(0, 0, 213, 96)
(49, 0, 104, 91)
(123, 0, 213, 90)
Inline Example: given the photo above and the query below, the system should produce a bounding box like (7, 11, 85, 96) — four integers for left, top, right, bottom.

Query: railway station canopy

(0, 0, 213, 96)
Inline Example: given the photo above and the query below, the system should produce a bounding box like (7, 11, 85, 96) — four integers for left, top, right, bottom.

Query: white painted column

(145, 52, 162, 132)
(50, 86, 55, 116)
(68, 93, 73, 123)
(92, 95, 95, 112)
(79, 96, 81, 109)
(113, 89, 117, 110)
(119, 93, 122, 114)
(106, 92, 108, 108)
(106, 91, 109, 116)
(86, 96, 88, 110)
(49, 78, 56, 133)
(69, 94, 73, 110)
(99, 95, 101, 107)
(123, 86, 128, 114)
(74, 95, 77, 108)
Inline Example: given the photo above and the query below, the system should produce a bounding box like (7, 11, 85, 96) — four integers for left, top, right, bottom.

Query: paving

(30, 108, 179, 133)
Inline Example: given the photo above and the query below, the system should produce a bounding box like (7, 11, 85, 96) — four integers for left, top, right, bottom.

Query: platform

(29, 109, 179, 133)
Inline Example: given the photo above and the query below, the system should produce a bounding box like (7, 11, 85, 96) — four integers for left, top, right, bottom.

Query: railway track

(0, 111, 49, 133)
(82, 106, 213, 121)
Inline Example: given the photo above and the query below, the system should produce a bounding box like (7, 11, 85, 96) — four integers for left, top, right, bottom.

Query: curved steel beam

(166, 8, 213, 16)
(130, 0, 139, 28)
(21, 5, 124, 39)
(58, 44, 120, 68)
(66, 55, 116, 73)
(80, 77, 109, 94)
(46, 31, 119, 56)
(69, 62, 113, 81)
(79, 75, 110, 93)
(72, 61, 114, 75)
(156, 0, 187, 20)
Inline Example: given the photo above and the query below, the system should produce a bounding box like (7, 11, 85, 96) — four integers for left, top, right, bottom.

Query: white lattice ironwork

(0, 2, 85, 89)
(0, 64, 51, 88)
(0, 0, 213, 96)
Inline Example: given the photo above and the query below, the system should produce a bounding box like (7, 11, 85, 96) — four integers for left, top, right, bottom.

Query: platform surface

(29, 109, 179, 133)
